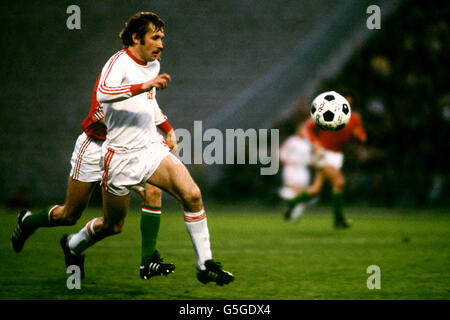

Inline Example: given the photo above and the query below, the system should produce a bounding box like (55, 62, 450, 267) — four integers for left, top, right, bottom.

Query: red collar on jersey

(124, 49, 147, 66)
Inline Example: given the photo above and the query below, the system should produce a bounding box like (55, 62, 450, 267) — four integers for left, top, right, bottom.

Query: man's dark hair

(119, 12, 165, 48)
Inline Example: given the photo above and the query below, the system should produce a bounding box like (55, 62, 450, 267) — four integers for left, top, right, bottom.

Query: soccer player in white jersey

(279, 123, 318, 221)
(11, 67, 178, 279)
(62, 12, 233, 286)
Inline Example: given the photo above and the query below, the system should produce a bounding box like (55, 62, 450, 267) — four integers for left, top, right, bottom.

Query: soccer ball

(310, 91, 351, 131)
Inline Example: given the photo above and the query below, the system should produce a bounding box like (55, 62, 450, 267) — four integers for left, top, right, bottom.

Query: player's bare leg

(11, 178, 95, 253)
(148, 153, 234, 285)
(51, 178, 96, 225)
(60, 189, 129, 279)
(70, 188, 128, 250)
(322, 165, 350, 228)
(63, 185, 174, 280)
(322, 165, 345, 193)
(307, 170, 326, 196)
(148, 154, 203, 212)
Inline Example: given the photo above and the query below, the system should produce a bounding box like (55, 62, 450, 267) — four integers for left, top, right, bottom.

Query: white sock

(184, 209, 212, 270)
(290, 203, 305, 222)
(68, 218, 98, 256)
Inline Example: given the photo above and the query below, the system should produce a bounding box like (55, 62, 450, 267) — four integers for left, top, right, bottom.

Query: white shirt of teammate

(279, 135, 313, 188)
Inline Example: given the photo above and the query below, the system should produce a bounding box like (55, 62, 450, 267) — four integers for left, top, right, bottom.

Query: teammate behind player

(11, 66, 177, 280)
(62, 12, 234, 286)
(279, 122, 318, 222)
(285, 102, 367, 228)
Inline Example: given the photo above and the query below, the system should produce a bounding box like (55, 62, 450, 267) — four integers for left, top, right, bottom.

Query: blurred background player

(285, 97, 367, 228)
(279, 122, 318, 222)
(11, 70, 177, 280)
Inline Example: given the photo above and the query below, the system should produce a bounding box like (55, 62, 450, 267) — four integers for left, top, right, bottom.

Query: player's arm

(142, 74, 171, 92)
(154, 103, 177, 151)
(97, 55, 171, 103)
(163, 127, 177, 152)
(157, 120, 176, 151)
(352, 114, 367, 143)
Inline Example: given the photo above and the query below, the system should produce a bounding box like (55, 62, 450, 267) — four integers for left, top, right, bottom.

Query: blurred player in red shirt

(286, 99, 367, 228)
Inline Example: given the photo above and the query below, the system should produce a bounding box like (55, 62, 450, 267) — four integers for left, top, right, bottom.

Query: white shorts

(282, 166, 311, 188)
(279, 166, 311, 200)
(315, 149, 344, 170)
(101, 141, 170, 196)
(70, 132, 104, 182)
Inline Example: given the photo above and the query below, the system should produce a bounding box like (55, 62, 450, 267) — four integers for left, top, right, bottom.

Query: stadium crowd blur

(218, 0, 449, 208)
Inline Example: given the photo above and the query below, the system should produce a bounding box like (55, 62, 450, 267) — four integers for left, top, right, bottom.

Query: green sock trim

(288, 190, 310, 207)
(22, 205, 56, 230)
(332, 192, 344, 222)
(140, 208, 161, 266)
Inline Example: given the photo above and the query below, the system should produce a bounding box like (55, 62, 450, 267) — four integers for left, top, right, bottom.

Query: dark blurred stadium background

(0, 0, 448, 210)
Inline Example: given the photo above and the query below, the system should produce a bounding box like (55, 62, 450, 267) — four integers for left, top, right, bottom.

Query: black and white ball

(310, 91, 351, 131)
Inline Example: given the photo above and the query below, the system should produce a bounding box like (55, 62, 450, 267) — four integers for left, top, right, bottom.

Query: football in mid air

(310, 91, 351, 131)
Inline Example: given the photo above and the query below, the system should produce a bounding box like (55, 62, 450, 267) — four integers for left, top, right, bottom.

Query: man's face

(135, 24, 164, 62)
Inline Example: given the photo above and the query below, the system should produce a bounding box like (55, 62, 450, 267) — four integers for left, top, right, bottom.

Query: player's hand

(353, 128, 367, 143)
(165, 129, 178, 152)
(142, 73, 172, 91)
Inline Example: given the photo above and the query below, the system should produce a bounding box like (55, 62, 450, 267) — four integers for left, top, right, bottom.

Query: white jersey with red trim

(97, 49, 164, 153)
(279, 135, 313, 188)
(279, 135, 313, 168)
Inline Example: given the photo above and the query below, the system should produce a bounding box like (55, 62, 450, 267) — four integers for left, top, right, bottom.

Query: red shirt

(303, 113, 366, 151)
(81, 74, 107, 141)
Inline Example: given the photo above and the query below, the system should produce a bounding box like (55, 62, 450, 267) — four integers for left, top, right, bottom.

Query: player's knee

(59, 207, 83, 226)
(184, 184, 202, 205)
(308, 185, 321, 197)
(144, 186, 162, 204)
(334, 177, 346, 192)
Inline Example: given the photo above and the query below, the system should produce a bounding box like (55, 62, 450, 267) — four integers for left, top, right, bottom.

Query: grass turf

(0, 205, 448, 300)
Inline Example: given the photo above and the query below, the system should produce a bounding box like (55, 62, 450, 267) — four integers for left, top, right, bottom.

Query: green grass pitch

(0, 205, 448, 300)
